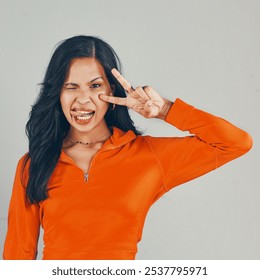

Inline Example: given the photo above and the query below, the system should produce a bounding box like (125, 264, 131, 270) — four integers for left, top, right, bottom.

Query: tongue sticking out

(77, 110, 93, 115)
(73, 111, 95, 124)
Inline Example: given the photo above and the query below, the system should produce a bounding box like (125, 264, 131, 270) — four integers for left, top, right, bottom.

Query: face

(60, 57, 113, 133)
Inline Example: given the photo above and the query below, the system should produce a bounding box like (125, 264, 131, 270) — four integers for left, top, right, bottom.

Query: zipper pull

(84, 173, 89, 182)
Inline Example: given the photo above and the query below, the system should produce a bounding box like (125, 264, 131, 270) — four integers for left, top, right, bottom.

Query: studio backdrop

(0, 0, 259, 259)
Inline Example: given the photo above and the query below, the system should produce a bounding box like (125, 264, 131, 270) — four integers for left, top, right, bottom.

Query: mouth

(71, 110, 95, 124)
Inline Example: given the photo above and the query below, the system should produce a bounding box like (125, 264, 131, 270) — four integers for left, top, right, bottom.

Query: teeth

(76, 115, 92, 120)
(76, 112, 94, 120)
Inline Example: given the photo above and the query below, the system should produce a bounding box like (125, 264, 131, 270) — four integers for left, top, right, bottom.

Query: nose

(76, 89, 91, 105)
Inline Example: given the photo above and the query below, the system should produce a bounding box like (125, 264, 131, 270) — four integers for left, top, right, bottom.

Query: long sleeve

(3, 156, 40, 260)
(146, 98, 253, 196)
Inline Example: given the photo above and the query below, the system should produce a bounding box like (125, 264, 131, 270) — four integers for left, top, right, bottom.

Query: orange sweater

(3, 98, 252, 260)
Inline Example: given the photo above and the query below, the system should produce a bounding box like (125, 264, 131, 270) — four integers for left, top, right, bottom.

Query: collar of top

(59, 126, 137, 163)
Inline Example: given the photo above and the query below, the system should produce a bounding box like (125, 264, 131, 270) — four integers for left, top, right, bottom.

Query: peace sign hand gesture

(99, 69, 173, 120)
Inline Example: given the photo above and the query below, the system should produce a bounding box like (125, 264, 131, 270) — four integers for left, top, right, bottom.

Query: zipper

(83, 151, 97, 182)
(84, 173, 89, 182)
(83, 143, 127, 182)
(83, 152, 97, 182)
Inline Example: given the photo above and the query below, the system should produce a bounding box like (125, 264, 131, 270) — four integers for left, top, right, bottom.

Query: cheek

(97, 104, 109, 116)
(60, 93, 73, 116)
(92, 96, 109, 113)
(60, 93, 72, 107)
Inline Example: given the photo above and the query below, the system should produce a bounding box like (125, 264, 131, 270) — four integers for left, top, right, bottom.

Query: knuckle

(127, 86, 134, 93)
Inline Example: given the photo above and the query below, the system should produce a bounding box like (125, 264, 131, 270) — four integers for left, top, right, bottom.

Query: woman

(3, 35, 252, 260)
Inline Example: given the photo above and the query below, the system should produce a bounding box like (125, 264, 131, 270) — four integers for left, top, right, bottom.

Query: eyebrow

(64, 76, 103, 86)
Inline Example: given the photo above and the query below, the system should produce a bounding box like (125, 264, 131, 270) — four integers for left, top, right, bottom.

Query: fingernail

(111, 68, 118, 74)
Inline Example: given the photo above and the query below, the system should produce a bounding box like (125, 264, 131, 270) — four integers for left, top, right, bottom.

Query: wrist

(157, 99, 174, 120)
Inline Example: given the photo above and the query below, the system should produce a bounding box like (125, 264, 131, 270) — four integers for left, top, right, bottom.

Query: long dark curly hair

(24, 35, 142, 204)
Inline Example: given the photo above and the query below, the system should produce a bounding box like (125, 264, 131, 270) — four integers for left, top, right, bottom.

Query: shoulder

(137, 134, 189, 155)
(14, 153, 30, 181)
(17, 152, 29, 168)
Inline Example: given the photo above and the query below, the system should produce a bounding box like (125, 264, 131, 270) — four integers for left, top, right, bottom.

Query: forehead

(65, 57, 106, 80)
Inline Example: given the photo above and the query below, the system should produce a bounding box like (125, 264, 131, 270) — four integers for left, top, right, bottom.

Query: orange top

(3, 98, 252, 260)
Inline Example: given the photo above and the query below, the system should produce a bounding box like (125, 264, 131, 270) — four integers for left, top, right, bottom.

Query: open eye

(91, 84, 101, 89)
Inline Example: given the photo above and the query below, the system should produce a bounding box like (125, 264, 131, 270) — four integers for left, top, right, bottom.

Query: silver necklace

(68, 131, 111, 146)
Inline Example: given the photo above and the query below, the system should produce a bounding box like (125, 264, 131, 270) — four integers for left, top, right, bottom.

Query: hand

(99, 68, 173, 119)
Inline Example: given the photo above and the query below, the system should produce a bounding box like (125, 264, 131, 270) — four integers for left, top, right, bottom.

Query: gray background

(0, 0, 259, 260)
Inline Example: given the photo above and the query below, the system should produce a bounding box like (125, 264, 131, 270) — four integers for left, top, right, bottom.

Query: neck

(66, 123, 111, 145)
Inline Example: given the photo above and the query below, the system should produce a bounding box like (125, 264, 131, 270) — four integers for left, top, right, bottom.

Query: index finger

(111, 68, 134, 94)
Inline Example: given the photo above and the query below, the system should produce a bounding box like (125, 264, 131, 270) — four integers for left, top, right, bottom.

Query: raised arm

(146, 98, 252, 194)
(99, 69, 252, 197)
